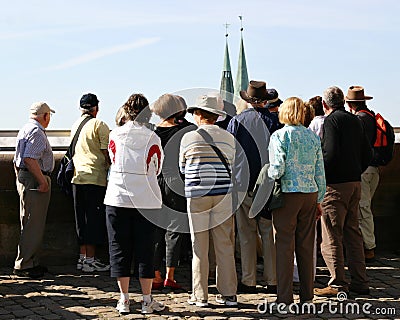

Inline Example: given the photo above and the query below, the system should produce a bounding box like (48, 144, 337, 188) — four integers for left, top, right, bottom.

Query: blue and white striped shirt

(179, 125, 235, 198)
(14, 119, 54, 172)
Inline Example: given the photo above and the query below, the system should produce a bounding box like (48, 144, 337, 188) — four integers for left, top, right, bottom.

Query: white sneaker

(76, 257, 84, 270)
(215, 294, 238, 306)
(116, 299, 130, 314)
(141, 298, 165, 314)
(82, 258, 110, 272)
(187, 295, 208, 307)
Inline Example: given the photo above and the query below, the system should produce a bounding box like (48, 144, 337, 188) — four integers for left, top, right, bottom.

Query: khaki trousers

(273, 192, 317, 304)
(321, 182, 369, 290)
(236, 192, 276, 286)
(188, 194, 237, 301)
(258, 217, 277, 285)
(15, 171, 51, 270)
(359, 167, 379, 250)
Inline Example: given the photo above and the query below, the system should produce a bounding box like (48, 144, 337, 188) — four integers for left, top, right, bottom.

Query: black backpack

(359, 110, 395, 166)
(57, 116, 93, 195)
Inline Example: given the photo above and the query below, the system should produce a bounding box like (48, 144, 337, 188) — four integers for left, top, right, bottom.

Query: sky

(1, 0, 400, 130)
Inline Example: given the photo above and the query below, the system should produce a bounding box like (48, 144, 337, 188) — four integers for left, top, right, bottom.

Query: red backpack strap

(374, 113, 387, 147)
(356, 109, 375, 118)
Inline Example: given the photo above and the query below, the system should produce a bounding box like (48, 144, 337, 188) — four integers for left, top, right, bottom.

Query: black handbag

(57, 116, 93, 196)
(197, 128, 238, 210)
(266, 178, 284, 211)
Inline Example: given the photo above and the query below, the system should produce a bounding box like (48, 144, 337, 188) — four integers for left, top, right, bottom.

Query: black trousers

(72, 184, 107, 245)
(106, 205, 155, 278)
(154, 226, 185, 270)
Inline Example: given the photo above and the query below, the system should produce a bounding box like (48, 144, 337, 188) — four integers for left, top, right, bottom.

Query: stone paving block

(0, 309, 11, 316)
(0, 252, 399, 319)
(3, 304, 22, 311)
(177, 311, 197, 317)
(0, 315, 18, 320)
(11, 309, 36, 317)
(28, 316, 51, 320)
(119, 314, 146, 319)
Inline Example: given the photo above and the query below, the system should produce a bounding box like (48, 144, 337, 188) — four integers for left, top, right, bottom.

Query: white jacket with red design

(104, 120, 164, 209)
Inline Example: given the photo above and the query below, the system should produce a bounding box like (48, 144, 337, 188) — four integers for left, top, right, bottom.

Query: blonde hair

(115, 106, 128, 126)
(235, 99, 249, 115)
(278, 97, 305, 125)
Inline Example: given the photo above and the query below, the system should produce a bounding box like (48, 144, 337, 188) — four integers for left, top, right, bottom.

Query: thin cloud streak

(47, 37, 160, 71)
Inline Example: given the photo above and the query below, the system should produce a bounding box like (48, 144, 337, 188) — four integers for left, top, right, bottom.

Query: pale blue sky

(1, 0, 399, 129)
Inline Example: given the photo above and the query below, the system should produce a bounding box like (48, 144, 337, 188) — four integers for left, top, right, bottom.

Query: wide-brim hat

(240, 80, 268, 103)
(345, 86, 373, 102)
(265, 88, 283, 108)
(150, 94, 187, 119)
(187, 95, 226, 119)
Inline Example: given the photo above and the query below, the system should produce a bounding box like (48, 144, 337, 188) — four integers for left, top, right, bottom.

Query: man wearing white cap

(13, 102, 55, 278)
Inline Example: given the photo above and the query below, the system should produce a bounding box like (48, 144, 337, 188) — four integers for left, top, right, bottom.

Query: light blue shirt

(268, 124, 326, 203)
(14, 119, 54, 172)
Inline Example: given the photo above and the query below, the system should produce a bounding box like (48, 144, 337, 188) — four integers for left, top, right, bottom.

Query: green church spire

(234, 16, 249, 100)
(220, 23, 234, 103)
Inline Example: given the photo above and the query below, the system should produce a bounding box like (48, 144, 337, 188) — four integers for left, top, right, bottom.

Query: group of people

(12, 81, 380, 314)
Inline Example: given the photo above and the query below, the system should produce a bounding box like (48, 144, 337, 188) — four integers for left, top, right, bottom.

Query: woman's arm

(314, 144, 327, 203)
(267, 133, 286, 180)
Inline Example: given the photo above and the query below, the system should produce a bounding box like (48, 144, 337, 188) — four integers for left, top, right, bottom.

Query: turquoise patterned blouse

(268, 124, 326, 203)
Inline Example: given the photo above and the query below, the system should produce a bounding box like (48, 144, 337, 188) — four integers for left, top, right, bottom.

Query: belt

(18, 167, 52, 176)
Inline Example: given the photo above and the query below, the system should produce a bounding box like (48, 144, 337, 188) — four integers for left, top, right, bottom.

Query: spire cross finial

(224, 23, 230, 37)
(239, 15, 243, 31)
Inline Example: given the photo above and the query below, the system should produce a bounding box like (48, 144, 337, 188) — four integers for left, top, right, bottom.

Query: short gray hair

(323, 86, 344, 109)
(80, 106, 97, 113)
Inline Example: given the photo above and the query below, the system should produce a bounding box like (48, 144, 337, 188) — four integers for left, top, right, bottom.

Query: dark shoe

(237, 282, 257, 294)
(13, 267, 44, 279)
(33, 265, 48, 273)
(163, 278, 183, 290)
(349, 286, 370, 295)
(152, 281, 163, 290)
(364, 249, 375, 262)
(263, 285, 277, 294)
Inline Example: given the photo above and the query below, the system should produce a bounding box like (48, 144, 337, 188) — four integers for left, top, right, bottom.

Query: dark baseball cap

(80, 93, 99, 109)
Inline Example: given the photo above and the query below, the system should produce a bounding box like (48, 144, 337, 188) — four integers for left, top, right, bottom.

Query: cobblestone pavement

(0, 252, 399, 319)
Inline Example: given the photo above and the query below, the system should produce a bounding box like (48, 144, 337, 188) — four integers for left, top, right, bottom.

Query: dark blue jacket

(227, 107, 279, 191)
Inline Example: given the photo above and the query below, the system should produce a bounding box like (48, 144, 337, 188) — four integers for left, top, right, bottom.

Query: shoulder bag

(57, 116, 93, 196)
(197, 128, 238, 210)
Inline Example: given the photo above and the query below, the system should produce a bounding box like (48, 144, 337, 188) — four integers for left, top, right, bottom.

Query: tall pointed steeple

(220, 24, 234, 103)
(234, 16, 249, 100)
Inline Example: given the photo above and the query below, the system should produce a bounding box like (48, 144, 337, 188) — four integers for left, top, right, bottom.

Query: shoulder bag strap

(197, 128, 231, 178)
(67, 116, 94, 158)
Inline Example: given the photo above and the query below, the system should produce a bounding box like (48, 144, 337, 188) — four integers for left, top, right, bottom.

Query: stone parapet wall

(0, 144, 399, 267)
